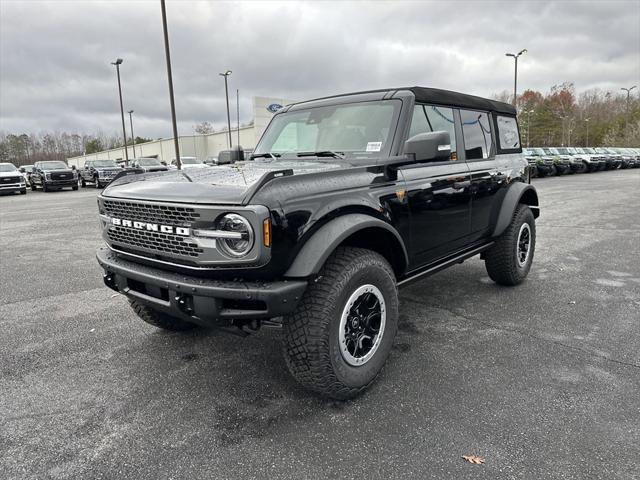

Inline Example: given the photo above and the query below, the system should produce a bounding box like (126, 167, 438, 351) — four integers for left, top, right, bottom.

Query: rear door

(459, 109, 507, 241)
(400, 104, 472, 267)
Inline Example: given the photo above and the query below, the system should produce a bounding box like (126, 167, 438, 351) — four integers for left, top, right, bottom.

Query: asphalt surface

(1, 170, 639, 480)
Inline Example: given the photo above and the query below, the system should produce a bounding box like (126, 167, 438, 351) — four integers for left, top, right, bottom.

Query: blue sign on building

(266, 103, 283, 113)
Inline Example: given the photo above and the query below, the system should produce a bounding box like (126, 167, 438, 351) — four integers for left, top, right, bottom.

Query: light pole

(111, 58, 129, 162)
(621, 85, 637, 127)
(584, 118, 590, 147)
(160, 0, 181, 169)
(526, 109, 534, 147)
(219, 70, 233, 148)
(505, 49, 527, 108)
(127, 110, 136, 158)
(236, 88, 240, 147)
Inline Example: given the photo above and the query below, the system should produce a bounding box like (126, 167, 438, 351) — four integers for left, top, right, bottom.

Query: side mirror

(404, 131, 451, 162)
(19, 167, 25, 173)
(218, 145, 244, 164)
(71, 165, 76, 170)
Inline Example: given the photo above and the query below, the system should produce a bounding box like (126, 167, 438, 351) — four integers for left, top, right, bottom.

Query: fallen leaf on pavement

(462, 455, 485, 465)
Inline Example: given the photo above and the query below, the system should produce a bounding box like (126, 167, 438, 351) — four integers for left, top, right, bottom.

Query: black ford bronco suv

(96, 87, 539, 399)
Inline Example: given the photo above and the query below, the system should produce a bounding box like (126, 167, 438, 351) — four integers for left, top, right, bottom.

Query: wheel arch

(491, 182, 539, 238)
(284, 213, 408, 278)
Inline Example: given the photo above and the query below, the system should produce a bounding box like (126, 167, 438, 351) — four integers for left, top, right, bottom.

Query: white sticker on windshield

(366, 142, 382, 152)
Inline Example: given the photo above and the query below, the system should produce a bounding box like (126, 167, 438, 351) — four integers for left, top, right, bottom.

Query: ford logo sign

(266, 103, 283, 113)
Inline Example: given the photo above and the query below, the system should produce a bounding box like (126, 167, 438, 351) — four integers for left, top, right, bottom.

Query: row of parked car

(1, 152, 247, 194)
(524, 147, 640, 177)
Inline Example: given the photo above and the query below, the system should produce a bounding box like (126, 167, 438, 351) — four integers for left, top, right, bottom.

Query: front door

(401, 104, 472, 267)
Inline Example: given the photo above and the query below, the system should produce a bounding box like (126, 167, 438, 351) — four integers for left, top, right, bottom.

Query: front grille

(108, 226, 204, 257)
(1, 176, 21, 184)
(51, 172, 72, 180)
(103, 200, 200, 225)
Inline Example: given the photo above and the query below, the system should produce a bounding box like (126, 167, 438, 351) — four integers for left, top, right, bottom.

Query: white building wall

(67, 96, 297, 167)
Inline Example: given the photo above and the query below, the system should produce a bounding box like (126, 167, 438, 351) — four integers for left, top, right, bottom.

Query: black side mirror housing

(218, 145, 244, 164)
(19, 167, 25, 173)
(404, 131, 451, 162)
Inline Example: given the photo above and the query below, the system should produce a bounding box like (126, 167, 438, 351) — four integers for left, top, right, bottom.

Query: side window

(496, 115, 520, 150)
(460, 110, 493, 160)
(409, 105, 457, 160)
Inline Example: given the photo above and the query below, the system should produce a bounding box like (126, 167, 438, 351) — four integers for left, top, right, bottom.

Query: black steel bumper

(46, 179, 77, 187)
(96, 247, 308, 325)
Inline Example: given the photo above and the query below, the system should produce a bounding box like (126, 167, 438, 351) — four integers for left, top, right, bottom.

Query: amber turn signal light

(262, 218, 271, 247)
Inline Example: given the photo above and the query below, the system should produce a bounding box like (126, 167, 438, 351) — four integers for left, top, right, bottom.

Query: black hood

(102, 158, 345, 205)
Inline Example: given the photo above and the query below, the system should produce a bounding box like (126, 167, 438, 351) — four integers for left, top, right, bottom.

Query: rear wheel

(283, 247, 399, 399)
(484, 204, 536, 286)
(128, 300, 196, 331)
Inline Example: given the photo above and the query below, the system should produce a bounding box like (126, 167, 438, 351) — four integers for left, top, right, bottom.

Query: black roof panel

(409, 87, 516, 115)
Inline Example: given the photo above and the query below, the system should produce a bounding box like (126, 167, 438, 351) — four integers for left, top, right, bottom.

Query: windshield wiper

(250, 152, 282, 160)
(297, 151, 345, 159)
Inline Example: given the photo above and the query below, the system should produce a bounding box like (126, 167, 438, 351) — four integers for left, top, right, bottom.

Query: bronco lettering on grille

(111, 217, 190, 236)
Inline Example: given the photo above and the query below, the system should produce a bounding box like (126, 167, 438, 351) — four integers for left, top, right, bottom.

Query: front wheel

(94, 177, 101, 189)
(484, 204, 536, 286)
(283, 247, 399, 400)
(80, 177, 86, 188)
(42, 182, 49, 192)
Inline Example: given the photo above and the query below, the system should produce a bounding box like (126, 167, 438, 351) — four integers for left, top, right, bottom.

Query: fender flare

(492, 182, 539, 238)
(284, 213, 409, 278)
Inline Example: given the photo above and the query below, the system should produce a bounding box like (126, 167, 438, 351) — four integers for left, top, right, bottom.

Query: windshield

(39, 161, 68, 170)
(567, 147, 577, 154)
(556, 147, 570, 155)
(93, 160, 118, 168)
(531, 148, 546, 155)
(0, 163, 18, 172)
(179, 158, 201, 164)
(584, 148, 596, 154)
(254, 100, 401, 157)
(138, 159, 161, 166)
(543, 148, 558, 155)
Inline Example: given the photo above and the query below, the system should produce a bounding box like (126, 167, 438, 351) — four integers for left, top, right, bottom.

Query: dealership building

(67, 96, 294, 168)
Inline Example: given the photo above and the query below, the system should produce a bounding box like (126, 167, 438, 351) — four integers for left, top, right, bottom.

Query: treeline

(0, 131, 153, 167)
(494, 82, 640, 148)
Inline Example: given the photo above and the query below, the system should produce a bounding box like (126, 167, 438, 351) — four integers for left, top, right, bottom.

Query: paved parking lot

(1, 171, 639, 480)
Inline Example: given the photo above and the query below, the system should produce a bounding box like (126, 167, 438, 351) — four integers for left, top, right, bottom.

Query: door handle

(452, 180, 471, 190)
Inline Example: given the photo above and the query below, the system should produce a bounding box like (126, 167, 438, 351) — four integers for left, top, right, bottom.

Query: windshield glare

(40, 161, 68, 170)
(0, 164, 18, 172)
(93, 160, 118, 167)
(139, 159, 160, 166)
(254, 100, 400, 157)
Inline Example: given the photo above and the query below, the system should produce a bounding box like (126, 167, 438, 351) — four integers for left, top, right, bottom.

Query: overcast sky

(1, 0, 638, 139)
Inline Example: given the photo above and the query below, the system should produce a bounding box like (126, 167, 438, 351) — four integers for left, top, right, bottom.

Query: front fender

(491, 182, 539, 238)
(284, 213, 408, 278)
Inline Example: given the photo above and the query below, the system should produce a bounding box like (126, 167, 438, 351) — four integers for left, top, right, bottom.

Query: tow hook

(103, 272, 118, 292)
(175, 294, 195, 316)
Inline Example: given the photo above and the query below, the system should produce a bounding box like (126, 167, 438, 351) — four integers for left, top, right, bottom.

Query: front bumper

(97, 247, 307, 325)
(0, 183, 25, 193)
(45, 179, 77, 187)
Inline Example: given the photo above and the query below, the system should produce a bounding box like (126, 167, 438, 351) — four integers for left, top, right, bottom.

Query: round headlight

(217, 213, 254, 258)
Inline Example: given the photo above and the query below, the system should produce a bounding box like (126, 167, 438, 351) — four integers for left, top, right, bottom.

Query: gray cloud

(1, 0, 638, 138)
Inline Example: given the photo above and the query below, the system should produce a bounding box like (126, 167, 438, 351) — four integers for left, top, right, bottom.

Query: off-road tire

(484, 204, 535, 286)
(95, 177, 101, 189)
(283, 247, 399, 400)
(128, 299, 196, 331)
(549, 165, 557, 176)
(80, 177, 86, 188)
(42, 182, 49, 192)
(30, 181, 36, 191)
